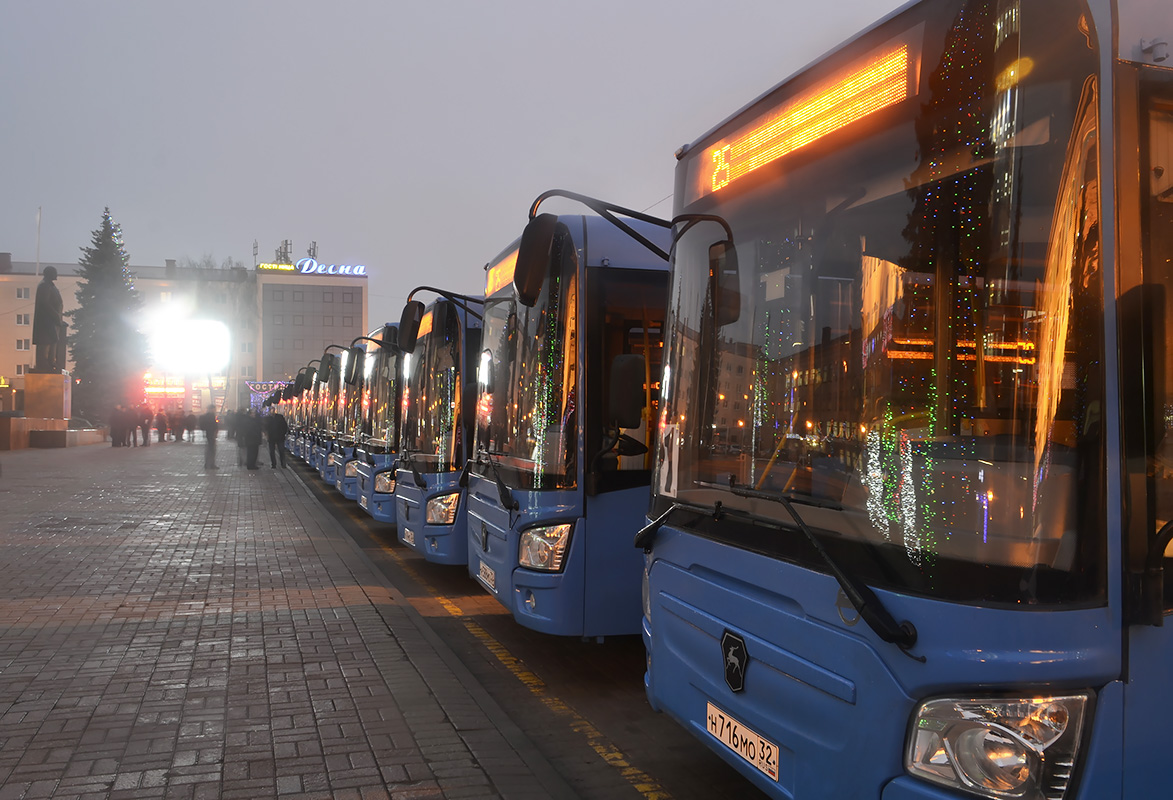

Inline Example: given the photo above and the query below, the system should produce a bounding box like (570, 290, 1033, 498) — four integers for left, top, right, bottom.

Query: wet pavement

(0, 438, 578, 800)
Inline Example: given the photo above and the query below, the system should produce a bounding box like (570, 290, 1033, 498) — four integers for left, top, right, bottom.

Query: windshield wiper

(470, 449, 519, 511)
(726, 479, 922, 660)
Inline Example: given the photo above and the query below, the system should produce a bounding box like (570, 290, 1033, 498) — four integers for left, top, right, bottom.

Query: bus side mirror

(293, 373, 306, 394)
(303, 366, 317, 389)
(610, 354, 646, 430)
(515, 213, 558, 307)
(711, 240, 741, 327)
(344, 346, 364, 386)
(398, 301, 425, 353)
(382, 323, 400, 353)
(319, 353, 336, 384)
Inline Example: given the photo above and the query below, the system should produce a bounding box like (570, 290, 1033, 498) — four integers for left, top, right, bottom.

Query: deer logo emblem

(721, 631, 748, 693)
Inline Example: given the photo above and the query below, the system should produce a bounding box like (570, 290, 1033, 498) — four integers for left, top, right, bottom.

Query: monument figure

(32, 266, 67, 373)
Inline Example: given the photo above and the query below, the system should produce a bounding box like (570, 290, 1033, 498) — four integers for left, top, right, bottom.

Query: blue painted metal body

(395, 470, 468, 564)
(354, 453, 397, 524)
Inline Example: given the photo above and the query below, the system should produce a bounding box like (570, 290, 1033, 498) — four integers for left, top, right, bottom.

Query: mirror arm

(671, 213, 735, 244)
(350, 335, 396, 350)
(528, 189, 672, 262)
(405, 286, 485, 320)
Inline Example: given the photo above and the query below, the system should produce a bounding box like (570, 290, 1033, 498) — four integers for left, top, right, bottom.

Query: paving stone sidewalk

(0, 439, 570, 800)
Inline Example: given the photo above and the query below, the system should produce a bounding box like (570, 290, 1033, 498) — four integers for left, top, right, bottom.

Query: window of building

(16, 364, 24, 375)
(342, 293, 353, 304)
(272, 362, 284, 374)
(323, 292, 333, 302)
(16, 314, 30, 326)
(293, 315, 303, 325)
(160, 291, 172, 303)
(16, 288, 30, 300)
(293, 339, 304, 349)
(273, 290, 284, 301)
(324, 316, 334, 326)
(274, 315, 284, 325)
(16, 339, 30, 350)
(241, 342, 253, 353)
(343, 316, 354, 327)
(241, 365, 253, 377)
(293, 291, 303, 302)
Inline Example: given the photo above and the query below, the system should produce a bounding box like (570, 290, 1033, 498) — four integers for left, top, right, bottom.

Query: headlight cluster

(425, 492, 460, 525)
(518, 523, 572, 571)
(327, 453, 338, 467)
(344, 460, 358, 478)
(906, 694, 1089, 799)
(374, 472, 396, 494)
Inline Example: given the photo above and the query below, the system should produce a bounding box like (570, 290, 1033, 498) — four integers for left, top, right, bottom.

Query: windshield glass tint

(401, 304, 463, 471)
(656, 0, 1105, 605)
(362, 343, 401, 450)
(476, 231, 578, 490)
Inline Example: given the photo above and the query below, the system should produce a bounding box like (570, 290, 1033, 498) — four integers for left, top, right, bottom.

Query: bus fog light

(425, 492, 460, 524)
(906, 694, 1088, 799)
(344, 460, 358, 478)
(519, 524, 572, 571)
(374, 472, 396, 494)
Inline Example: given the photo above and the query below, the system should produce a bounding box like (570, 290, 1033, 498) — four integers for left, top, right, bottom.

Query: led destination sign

(688, 39, 916, 204)
(257, 258, 368, 276)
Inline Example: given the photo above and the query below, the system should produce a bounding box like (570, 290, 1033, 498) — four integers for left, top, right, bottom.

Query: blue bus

(352, 326, 405, 522)
(467, 206, 670, 637)
(334, 327, 399, 500)
(640, 0, 1169, 797)
(394, 290, 484, 564)
(313, 347, 353, 487)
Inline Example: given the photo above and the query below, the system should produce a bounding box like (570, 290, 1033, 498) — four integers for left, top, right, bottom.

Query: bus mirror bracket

(711, 240, 741, 327)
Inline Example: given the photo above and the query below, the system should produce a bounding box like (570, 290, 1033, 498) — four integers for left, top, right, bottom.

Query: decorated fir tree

(66, 208, 148, 423)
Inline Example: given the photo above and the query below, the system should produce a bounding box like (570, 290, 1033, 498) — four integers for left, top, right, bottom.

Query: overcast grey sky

(1, 0, 907, 319)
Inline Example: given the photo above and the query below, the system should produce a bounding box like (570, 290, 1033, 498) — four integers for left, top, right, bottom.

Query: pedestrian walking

(265, 411, 289, 468)
(240, 410, 263, 470)
(199, 409, 219, 469)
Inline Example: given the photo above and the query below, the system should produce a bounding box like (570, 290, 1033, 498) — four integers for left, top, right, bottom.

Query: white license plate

(335, 478, 342, 490)
(478, 561, 496, 593)
(358, 494, 369, 510)
(705, 702, 779, 781)
(402, 528, 416, 546)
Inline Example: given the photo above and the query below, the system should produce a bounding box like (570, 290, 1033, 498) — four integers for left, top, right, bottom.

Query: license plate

(358, 494, 369, 510)
(335, 478, 342, 490)
(478, 561, 496, 593)
(403, 528, 416, 546)
(705, 702, 779, 781)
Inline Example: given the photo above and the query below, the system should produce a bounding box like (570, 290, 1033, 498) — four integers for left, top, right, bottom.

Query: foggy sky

(1, 0, 908, 320)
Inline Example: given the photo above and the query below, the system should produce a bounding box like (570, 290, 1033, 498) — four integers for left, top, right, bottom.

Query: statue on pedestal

(32, 266, 67, 374)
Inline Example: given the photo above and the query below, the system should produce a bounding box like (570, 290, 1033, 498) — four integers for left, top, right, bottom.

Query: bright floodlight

(148, 319, 231, 374)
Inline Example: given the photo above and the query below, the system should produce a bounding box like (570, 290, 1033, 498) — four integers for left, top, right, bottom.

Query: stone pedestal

(24, 372, 72, 420)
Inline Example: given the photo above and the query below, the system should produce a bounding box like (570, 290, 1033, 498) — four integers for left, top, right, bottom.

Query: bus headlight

(374, 472, 396, 494)
(344, 460, 358, 478)
(327, 453, 338, 467)
(518, 523, 572, 571)
(425, 492, 460, 525)
(906, 694, 1089, 799)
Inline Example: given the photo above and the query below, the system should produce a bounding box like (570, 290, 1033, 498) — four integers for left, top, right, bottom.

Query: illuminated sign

(417, 310, 433, 339)
(690, 42, 914, 203)
(257, 259, 368, 276)
(485, 249, 518, 297)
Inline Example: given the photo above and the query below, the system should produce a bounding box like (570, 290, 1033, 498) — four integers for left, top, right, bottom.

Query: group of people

(106, 404, 290, 472)
(108, 404, 200, 447)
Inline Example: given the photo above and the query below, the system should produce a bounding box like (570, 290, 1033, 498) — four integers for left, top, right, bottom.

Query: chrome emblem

(721, 631, 748, 693)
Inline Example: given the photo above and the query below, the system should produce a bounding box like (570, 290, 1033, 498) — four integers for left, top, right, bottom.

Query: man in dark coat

(265, 411, 289, 468)
(32, 266, 66, 373)
(240, 410, 263, 470)
(199, 409, 219, 469)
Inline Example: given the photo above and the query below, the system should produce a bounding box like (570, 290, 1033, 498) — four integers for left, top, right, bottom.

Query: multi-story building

(0, 251, 368, 414)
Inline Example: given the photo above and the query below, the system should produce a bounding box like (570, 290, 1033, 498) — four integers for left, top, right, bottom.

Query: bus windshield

(364, 344, 401, 451)
(656, 0, 1106, 606)
(476, 238, 578, 490)
(400, 303, 465, 472)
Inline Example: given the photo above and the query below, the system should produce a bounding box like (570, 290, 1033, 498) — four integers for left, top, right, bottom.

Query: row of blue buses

(283, 0, 1168, 795)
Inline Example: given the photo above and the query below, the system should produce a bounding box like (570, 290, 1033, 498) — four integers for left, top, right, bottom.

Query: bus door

(1121, 65, 1173, 795)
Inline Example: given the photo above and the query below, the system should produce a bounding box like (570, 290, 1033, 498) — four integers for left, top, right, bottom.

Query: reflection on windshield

(476, 236, 578, 490)
(655, 0, 1105, 605)
(400, 306, 462, 472)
